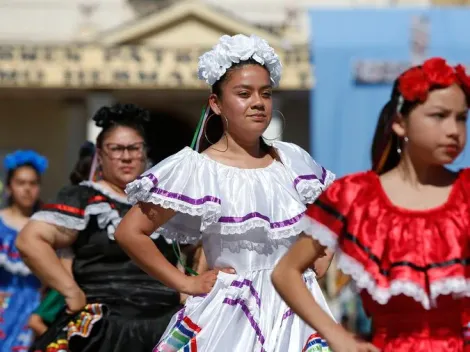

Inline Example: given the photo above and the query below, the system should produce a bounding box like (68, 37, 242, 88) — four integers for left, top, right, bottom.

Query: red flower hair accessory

(397, 57, 470, 106)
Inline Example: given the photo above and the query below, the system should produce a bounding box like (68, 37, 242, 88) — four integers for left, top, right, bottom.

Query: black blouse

(33, 181, 180, 318)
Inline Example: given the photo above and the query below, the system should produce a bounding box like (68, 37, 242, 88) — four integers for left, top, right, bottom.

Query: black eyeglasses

(103, 142, 146, 159)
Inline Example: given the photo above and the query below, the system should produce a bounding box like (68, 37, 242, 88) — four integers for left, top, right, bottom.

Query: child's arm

(272, 235, 379, 352)
(311, 249, 334, 279)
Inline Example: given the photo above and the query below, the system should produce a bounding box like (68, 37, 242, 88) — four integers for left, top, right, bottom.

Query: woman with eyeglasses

(15, 104, 182, 352)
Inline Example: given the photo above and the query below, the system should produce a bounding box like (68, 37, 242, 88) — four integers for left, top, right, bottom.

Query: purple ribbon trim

(176, 307, 185, 322)
(230, 279, 261, 308)
(223, 298, 266, 351)
(139, 174, 222, 205)
(138, 174, 304, 229)
(282, 309, 293, 322)
(219, 212, 304, 228)
(293, 166, 327, 188)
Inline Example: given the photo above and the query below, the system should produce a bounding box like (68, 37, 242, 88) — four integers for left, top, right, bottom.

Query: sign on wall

(0, 45, 312, 90)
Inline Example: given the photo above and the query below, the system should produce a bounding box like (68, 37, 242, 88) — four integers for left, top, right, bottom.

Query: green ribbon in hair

(172, 105, 209, 277)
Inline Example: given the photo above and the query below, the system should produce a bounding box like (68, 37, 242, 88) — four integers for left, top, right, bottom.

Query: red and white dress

(304, 170, 470, 352)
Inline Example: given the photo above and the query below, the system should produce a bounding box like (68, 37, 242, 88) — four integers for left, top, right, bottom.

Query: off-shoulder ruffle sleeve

(304, 170, 470, 310)
(32, 184, 123, 239)
(126, 143, 335, 244)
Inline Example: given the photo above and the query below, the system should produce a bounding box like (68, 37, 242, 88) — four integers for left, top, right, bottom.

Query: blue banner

(309, 8, 470, 177)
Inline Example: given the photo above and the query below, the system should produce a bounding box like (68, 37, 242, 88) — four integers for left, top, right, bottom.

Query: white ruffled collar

(126, 141, 335, 245)
(186, 141, 291, 172)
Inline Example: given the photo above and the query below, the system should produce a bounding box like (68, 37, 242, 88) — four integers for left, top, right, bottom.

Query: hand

(0, 291, 10, 307)
(328, 331, 380, 352)
(28, 314, 48, 337)
(64, 286, 86, 314)
(183, 267, 236, 296)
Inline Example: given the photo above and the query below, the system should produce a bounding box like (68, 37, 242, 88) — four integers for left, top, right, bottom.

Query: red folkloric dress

(305, 170, 470, 351)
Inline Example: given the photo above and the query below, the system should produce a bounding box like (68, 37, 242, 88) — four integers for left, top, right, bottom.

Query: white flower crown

(197, 34, 282, 87)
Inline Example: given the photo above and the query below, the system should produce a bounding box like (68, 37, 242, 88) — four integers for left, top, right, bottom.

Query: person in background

(16, 104, 183, 352)
(27, 141, 95, 338)
(115, 34, 335, 351)
(272, 57, 470, 352)
(0, 150, 47, 351)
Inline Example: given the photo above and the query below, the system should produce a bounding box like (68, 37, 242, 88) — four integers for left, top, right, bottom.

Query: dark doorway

(145, 111, 195, 164)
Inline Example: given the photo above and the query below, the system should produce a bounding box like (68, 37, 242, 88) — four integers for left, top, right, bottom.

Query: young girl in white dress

(115, 34, 335, 352)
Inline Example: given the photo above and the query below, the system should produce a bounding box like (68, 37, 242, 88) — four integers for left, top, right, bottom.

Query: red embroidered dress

(305, 170, 470, 351)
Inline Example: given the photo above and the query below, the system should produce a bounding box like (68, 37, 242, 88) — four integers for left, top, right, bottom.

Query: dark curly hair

(93, 103, 151, 149)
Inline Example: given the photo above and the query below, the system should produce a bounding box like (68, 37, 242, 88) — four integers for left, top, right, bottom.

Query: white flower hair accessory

(198, 34, 282, 87)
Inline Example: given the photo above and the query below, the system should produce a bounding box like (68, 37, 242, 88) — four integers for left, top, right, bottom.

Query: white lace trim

(295, 169, 336, 205)
(126, 176, 221, 222)
(79, 181, 130, 204)
(32, 211, 87, 231)
(221, 238, 294, 255)
(336, 250, 431, 309)
(127, 177, 315, 240)
(155, 228, 202, 245)
(303, 217, 469, 310)
(209, 213, 309, 239)
(33, 202, 164, 241)
(301, 217, 338, 250)
(430, 276, 470, 301)
(126, 142, 335, 243)
(0, 253, 31, 276)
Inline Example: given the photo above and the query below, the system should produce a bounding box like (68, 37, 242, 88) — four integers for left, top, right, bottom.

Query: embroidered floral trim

(44, 304, 105, 352)
(45, 338, 68, 352)
(154, 316, 201, 352)
(67, 303, 104, 339)
(302, 333, 331, 352)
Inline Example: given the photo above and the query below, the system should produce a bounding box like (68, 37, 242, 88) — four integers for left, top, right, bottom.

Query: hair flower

(398, 57, 470, 104)
(198, 34, 282, 87)
(422, 58, 455, 86)
(4, 150, 48, 174)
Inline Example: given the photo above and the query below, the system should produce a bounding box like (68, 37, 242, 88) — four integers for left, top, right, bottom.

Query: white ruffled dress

(126, 141, 335, 352)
